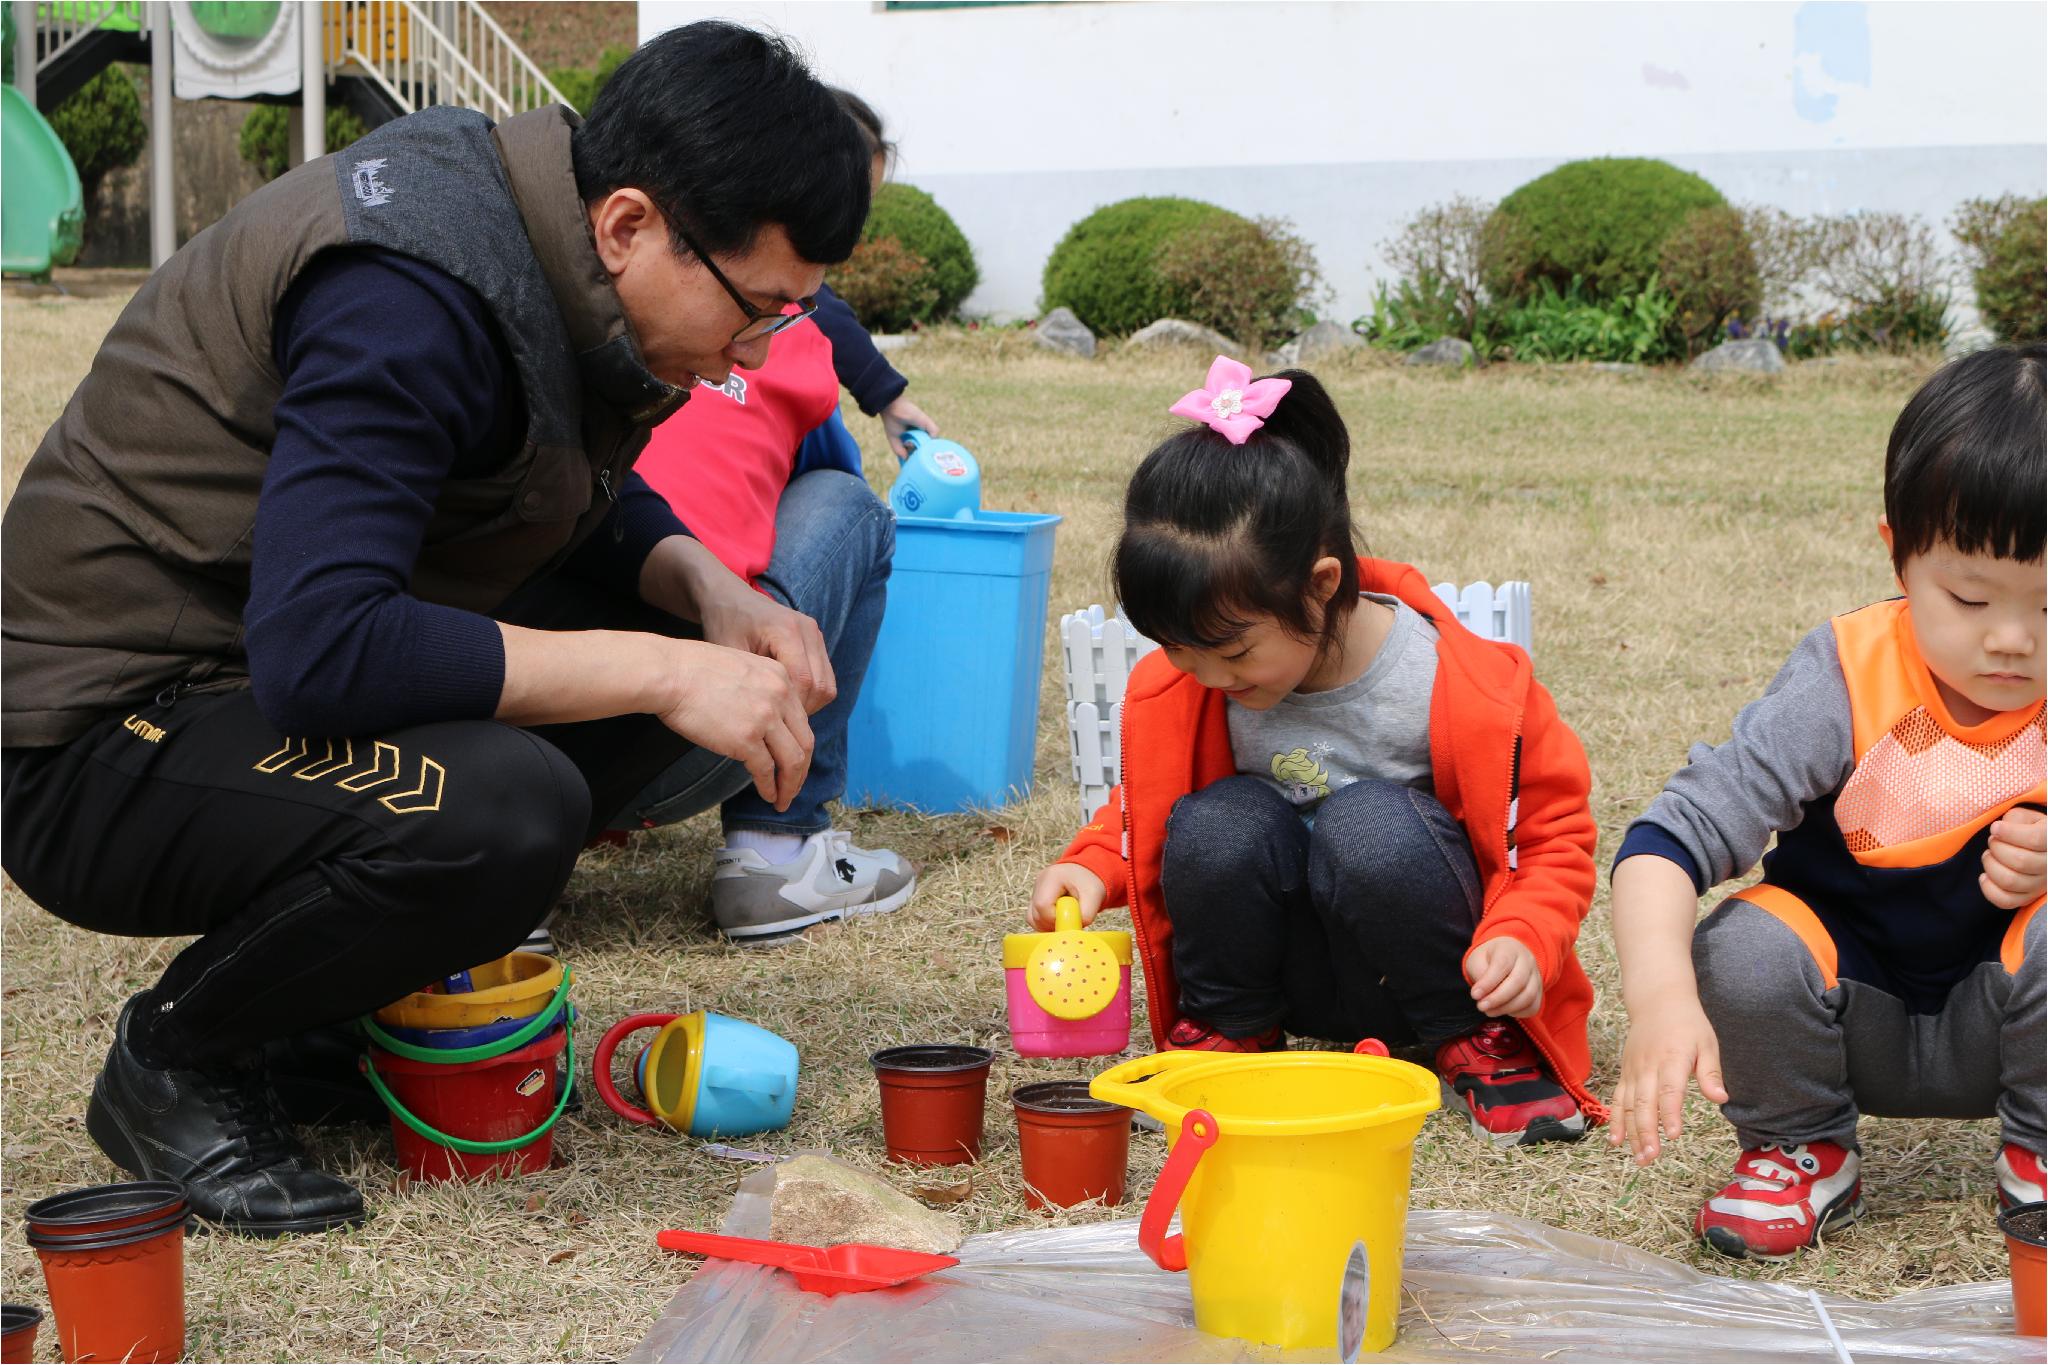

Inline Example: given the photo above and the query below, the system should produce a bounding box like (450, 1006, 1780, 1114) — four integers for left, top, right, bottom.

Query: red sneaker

(1696, 1141, 1863, 1260)
(1998, 1144, 2045, 1210)
(1165, 1018, 1284, 1053)
(1433, 1020, 1586, 1146)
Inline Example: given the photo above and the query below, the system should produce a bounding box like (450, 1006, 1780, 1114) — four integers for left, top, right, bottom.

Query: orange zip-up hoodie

(1060, 557, 1607, 1123)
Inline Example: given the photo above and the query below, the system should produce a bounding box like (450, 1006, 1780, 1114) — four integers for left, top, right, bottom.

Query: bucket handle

(1089, 1050, 1223, 1113)
(703, 1064, 788, 1099)
(1138, 1108, 1218, 1274)
(593, 1013, 679, 1127)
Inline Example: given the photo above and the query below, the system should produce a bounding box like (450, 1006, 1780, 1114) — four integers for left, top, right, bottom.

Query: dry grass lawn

(0, 276, 2012, 1361)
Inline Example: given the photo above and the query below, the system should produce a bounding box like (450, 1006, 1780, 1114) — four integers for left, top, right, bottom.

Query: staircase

(16, 2, 147, 110)
(324, 1, 566, 127)
(14, 1, 565, 125)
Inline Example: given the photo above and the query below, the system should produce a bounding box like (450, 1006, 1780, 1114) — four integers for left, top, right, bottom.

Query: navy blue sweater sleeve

(559, 468, 693, 599)
(814, 283, 907, 416)
(1612, 822, 1706, 892)
(246, 249, 510, 736)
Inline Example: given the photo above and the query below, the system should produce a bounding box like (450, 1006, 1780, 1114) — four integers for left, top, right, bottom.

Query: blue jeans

(620, 469, 893, 835)
(1160, 775, 1488, 1045)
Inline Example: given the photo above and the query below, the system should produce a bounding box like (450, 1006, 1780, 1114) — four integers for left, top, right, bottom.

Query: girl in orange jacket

(1033, 358, 1606, 1144)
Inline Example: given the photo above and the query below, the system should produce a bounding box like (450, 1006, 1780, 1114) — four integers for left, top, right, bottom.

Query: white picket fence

(1060, 606, 1160, 824)
(1059, 582, 1533, 822)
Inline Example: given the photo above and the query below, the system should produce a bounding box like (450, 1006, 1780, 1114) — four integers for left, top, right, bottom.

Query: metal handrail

(330, 0, 565, 122)
(22, 0, 565, 121)
(30, 0, 139, 76)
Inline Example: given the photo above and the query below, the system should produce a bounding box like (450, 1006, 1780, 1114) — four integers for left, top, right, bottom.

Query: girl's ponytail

(1254, 369, 1350, 494)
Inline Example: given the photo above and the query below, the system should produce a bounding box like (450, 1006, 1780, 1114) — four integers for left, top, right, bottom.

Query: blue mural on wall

(1793, 2, 1872, 124)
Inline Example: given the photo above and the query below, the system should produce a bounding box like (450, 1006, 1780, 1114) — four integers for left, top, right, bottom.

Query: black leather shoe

(263, 1022, 385, 1128)
(85, 996, 368, 1237)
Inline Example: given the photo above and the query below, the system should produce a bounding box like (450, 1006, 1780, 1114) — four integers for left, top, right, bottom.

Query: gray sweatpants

(1694, 897, 2044, 1152)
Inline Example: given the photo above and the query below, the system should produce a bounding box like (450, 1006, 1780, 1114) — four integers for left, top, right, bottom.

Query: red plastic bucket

(369, 1024, 568, 1181)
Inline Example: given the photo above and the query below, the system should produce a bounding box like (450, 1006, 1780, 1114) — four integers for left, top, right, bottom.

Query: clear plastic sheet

(630, 1168, 2036, 1363)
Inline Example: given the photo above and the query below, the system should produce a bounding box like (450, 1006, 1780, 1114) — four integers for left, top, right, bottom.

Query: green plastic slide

(2, 82, 85, 278)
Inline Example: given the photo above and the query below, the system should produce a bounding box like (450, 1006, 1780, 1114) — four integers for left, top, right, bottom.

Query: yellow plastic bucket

(373, 953, 564, 1030)
(1091, 1045, 1438, 1356)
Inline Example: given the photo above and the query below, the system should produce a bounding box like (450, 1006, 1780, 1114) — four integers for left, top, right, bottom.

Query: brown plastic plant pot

(870, 1045, 995, 1166)
(1, 1305, 42, 1365)
(30, 1207, 186, 1363)
(23, 1180, 186, 1239)
(2000, 1201, 2046, 1337)
(1012, 1080, 1132, 1210)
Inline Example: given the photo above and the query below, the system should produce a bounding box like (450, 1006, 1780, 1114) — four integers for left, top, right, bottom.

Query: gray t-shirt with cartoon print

(1227, 594, 1440, 812)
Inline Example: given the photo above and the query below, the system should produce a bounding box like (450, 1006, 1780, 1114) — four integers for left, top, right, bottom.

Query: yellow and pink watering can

(1091, 1041, 1438, 1356)
(1003, 896, 1132, 1057)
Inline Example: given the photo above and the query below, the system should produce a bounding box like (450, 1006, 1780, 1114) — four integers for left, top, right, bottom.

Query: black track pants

(1, 575, 747, 1066)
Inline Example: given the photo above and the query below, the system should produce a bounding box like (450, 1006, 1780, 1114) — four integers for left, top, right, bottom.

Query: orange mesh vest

(1756, 599, 2044, 1008)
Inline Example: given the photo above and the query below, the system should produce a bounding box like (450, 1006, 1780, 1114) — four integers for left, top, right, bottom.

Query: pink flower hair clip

(1168, 355, 1292, 445)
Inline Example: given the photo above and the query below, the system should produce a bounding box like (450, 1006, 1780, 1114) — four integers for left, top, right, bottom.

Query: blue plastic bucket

(845, 509, 1061, 812)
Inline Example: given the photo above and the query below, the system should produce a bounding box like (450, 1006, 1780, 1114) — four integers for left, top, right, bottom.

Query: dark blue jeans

(1160, 775, 1488, 1045)
(619, 469, 893, 835)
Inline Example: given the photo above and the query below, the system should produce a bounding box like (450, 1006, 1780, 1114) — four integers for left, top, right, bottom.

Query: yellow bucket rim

(372, 952, 564, 1029)
(1090, 1049, 1440, 1137)
(1002, 926, 1132, 969)
(644, 1011, 706, 1131)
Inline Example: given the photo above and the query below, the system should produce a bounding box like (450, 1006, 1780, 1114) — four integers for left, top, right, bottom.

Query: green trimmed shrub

(1041, 196, 1240, 337)
(1483, 158, 1727, 304)
(1952, 195, 2046, 343)
(857, 183, 977, 323)
(1154, 215, 1324, 350)
(1658, 204, 1762, 349)
(48, 66, 147, 220)
(829, 236, 939, 333)
(238, 104, 369, 182)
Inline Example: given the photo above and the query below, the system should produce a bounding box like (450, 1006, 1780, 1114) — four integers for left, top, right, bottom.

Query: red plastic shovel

(656, 1230, 959, 1295)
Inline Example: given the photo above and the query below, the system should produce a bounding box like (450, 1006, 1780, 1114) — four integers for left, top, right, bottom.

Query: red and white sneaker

(1696, 1140, 1863, 1260)
(1433, 1020, 1586, 1146)
(1997, 1144, 2045, 1211)
(1165, 1018, 1284, 1053)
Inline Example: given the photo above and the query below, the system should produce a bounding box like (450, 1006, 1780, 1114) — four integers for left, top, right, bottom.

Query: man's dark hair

(1885, 342, 2045, 570)
(571, 22, 871, 265)
(1114, 371, 1363, 661)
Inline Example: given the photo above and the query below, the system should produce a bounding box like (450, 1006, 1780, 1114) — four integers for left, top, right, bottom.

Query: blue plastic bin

(845, 510, 1062, 812)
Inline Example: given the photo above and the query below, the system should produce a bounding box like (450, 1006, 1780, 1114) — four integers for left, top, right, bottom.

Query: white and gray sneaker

(710, 829, 916, 944)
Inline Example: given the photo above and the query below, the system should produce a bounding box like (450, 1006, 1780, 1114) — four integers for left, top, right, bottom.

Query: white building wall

(640, 1, 2048, 323)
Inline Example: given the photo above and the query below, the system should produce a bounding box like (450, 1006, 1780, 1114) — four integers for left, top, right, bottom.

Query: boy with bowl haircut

(1609, 343, 2045, 1260)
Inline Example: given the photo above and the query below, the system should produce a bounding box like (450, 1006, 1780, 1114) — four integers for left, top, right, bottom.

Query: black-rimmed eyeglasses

(676, 225, 818, 343)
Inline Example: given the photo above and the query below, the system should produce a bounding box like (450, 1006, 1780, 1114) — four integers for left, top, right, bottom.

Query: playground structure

(2, 0, 564, 278)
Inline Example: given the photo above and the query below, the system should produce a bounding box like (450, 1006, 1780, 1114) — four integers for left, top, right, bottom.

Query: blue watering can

(888, 429, 981, 521)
